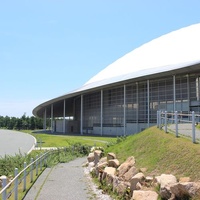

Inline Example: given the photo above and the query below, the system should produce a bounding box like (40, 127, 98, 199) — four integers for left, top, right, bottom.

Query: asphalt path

(167, 123, 200, 139)
(24, 157, 93, 200)
(0, 129, 36, 157)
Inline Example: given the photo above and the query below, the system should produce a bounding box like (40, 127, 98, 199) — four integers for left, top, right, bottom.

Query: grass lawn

(21, 130, 116, 148)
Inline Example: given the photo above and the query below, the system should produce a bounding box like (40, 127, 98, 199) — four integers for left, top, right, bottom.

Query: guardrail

(0, 144, 90, 200)
(157, 111, 200, 143)
(0, 149, 62, 200)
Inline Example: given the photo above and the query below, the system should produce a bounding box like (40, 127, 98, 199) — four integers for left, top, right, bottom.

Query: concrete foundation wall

(90, 123, 156, 136)
(55, 120, 79, 133)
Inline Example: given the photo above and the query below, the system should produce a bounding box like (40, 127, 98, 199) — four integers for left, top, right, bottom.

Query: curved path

(24, 157, 113, 200)
(24, 157, 94, 200)
(0, 129, 36, 157)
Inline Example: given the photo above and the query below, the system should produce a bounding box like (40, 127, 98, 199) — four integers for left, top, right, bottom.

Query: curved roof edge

(33, 60, 200, 117)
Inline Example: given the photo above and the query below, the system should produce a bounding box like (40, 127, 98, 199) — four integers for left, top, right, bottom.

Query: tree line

(0, 114, 44, 130)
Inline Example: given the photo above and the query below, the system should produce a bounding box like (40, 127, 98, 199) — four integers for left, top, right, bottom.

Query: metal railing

(157, 111, 200, 143)
(0, 144, 87, 200)
(0, 149, 62, 200)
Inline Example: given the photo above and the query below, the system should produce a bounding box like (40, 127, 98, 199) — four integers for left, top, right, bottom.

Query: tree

(0, 116, 5, 128)
(8, 117, 17, 129)
(15, 118, 22, 130)
(30, 116, 36, 130)
(0, 115, 43, 130)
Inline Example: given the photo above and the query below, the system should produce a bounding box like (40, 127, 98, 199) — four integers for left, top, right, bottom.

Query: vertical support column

(147, 80, 150, 128)
(197, 77, 200, 101)
(23, 162, 27, 191)
(73, 98, 76, 120)
(187, 74, 190, 113)
(175, 111, 178, 137)
(136, 82, 139, 133)
(165, 111, 167, 133)
(40, 153, 42, 171)
(14, 168, 18, 200)
(159, 111, 162, 130)
(192, 111, 196, 143)
(63, 99, 66, 133)
(51, 104, 54, 133)
(124, 84, 126, 136)
(30, 158, 33, 183)
(80, 95, 83, 135)
(101, 90, 103, 136)
(36, 155, 38, 176)
(43, 108, 46, 130)
(173, 75, 176, 112)
(2, 176, 7, 200)
(157, 111, 159, 128)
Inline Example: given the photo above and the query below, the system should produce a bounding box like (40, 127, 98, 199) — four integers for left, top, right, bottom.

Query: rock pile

(86, 150, 200, 200)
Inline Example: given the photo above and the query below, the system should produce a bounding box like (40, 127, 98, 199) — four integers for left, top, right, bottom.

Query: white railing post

(14, 168, 18, 200)
(36, 155, 38, 176)
(44, 153, 47, 167)
(40, 153, 42, 171)
(192, 111, 196, 143)
(30, 158, 33, 183)
(165, 111, 167, 133)
(157, 111, 159, 128)
(159, 111, 162, 129)
(23, 162, 27, 191)
(175, 111, 178, 137)
(2, 176, 7, 200)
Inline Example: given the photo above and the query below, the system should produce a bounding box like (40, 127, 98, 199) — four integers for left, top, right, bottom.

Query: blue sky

(1, 0, 200, 117)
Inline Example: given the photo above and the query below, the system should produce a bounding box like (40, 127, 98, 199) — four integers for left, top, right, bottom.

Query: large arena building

(33, 23, 200, 136)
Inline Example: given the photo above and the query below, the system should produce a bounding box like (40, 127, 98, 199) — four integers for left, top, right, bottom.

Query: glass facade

(43, 69, 200, 135)
(126, 83, 138, 123)
(83, 92, 101, 129)
(103, 87, 124, 127)
(76, 72, 200, 135)
(149, 77, 174, 123)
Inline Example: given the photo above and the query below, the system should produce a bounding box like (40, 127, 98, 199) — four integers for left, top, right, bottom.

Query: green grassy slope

(106, 126, 200, 181)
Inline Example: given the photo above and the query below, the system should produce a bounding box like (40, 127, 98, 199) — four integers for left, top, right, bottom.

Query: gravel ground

(24, 157, 113, 200)
(84, 164, 113, 200)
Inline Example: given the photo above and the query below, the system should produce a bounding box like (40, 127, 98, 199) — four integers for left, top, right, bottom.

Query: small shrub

(106, 135, 127, 148)
(0, 143, 91, 176)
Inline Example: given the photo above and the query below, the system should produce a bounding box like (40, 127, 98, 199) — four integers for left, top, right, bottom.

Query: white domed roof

(86, 23, 200, 85)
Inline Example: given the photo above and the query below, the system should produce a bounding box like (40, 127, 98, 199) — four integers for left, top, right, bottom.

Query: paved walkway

(167, 123, 200, 140)
(24, 157, 95, 200)
(0, 129, 36, 157)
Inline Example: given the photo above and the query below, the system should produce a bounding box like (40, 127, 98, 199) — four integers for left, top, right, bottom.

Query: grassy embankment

(106, 126, 200, 181)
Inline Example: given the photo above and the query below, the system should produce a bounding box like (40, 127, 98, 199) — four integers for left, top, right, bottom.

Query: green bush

(106, 135, 127, 148)
(0, 143, 91, 176)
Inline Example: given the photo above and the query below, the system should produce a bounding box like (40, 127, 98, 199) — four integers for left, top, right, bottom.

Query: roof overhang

(33, 61, 200, 118)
